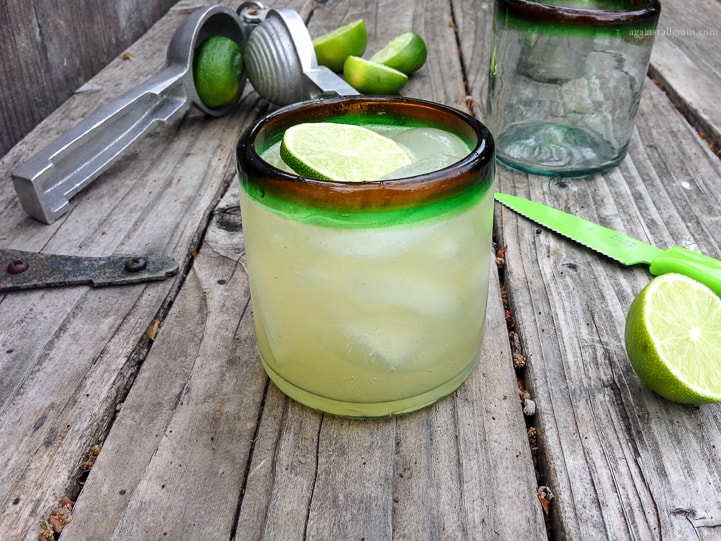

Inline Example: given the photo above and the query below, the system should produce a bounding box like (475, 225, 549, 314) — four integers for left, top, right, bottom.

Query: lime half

(193, 36, 243, 108)
(625, 273, 721, 404)
(343, 56, 408, 95)
(280, 122, 412, 181)
(369, 31, 427, 74)
(312, 19, 368, 72)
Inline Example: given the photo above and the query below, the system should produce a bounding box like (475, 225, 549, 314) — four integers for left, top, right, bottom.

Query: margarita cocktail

(236, 96, 495, 417)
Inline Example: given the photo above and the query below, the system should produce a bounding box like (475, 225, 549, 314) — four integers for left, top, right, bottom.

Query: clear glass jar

(236, 96, 495, 417)
(486, 0, 661, 177)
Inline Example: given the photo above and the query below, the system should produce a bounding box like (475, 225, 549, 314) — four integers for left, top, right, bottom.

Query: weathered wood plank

(61, 188, 264, 540)
(0, 2, 265, 539)
(53, 0, 545, 539)
(451, 0, 495, 117)
(495, 78, 721, 539)
(459, 0, 721, 537)
(0, 0, 177, 156)
(648, 0, 721, 151)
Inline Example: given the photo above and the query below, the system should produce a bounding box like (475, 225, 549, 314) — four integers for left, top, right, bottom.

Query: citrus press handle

(11, 4, 251, 225)
(303, 67, 360, 98)
(11, 68, 189, 225)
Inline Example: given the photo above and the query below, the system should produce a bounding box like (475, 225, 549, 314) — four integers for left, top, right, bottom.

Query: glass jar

(486, 0, 661, 177)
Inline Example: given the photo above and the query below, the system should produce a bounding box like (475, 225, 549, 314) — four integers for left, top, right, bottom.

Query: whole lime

(193, 36, 243, 108)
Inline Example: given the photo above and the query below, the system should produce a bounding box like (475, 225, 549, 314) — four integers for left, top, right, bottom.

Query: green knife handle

(650, 246, 721, 297)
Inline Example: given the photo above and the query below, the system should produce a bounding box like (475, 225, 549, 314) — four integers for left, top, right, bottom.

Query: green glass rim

(236, 96, 495, 222)
(495, 0, 661, 28)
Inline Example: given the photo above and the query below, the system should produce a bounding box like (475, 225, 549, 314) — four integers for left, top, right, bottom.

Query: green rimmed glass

(487, 0, 661, 177)
(236, 96, 495, 417)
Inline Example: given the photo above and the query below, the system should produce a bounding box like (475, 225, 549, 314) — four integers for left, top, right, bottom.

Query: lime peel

(625, 273, 721, 404)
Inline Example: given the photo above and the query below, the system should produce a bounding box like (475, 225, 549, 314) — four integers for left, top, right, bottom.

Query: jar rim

(495, 0, 661, 26)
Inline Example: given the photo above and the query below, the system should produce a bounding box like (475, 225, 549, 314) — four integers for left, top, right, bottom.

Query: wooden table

(1, 0, 720, 539)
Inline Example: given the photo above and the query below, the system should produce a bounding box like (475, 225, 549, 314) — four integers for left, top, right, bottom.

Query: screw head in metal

(7, 259, 30, 274)
(124, 257, 147, 273)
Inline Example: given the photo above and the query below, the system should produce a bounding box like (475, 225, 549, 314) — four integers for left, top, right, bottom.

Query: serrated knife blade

(495, 192, 721, 296)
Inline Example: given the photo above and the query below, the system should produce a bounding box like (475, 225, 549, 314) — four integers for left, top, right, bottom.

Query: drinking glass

(236, 96, 495, 417)
(486, 0, 661, 177)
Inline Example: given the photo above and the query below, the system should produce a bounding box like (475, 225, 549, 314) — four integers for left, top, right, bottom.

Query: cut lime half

(312, 19, 368, 72)
(280, 122, 412, 181)
(370, 31, 427, 74)
(625, 273, 721, 404)
(343, 56, 408, 95)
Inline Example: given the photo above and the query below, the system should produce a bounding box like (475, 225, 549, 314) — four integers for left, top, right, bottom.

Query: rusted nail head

(7, 259, 30, 274)
(124, 257, 147, 273)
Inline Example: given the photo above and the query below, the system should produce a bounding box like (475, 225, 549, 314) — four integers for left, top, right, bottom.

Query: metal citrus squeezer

(4, 2, 358, 291)
(11, 2, 358, 226)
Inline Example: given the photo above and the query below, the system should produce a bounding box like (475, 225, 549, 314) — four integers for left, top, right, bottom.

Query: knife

(494, 192, 721, 297)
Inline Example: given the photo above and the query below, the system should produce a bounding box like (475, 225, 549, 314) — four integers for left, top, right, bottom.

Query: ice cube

(392, 127, 470, 162)
(380, 154, 459, 179)
(336, 318, 425, 370)
(260, 142, 295, 173)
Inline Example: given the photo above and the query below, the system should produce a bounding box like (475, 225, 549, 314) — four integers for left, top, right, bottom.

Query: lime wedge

(312, 19, 368, 72)
(343, 56, 408, 95)
(280, 122, 412, 181)
(625, 273, 721, 404)
(369, 31, 427, 74)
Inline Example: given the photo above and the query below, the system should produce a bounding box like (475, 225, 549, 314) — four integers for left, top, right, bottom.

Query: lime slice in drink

(369, 31, 427, 74)
(312, 19, 368, 72)
(193, 36, 243, 108)
(624, 273, 721, 404)
(343, 56, 409, 95)
(280, 122, 412, 181)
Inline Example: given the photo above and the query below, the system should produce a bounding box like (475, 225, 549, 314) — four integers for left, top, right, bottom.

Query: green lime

(312, 19, 368, 72)
(343, 56, 408, 95)
(369, 31, 427, 74)
(625, 273, 721, 404)
(193, 36, 243, 108)
(280, 122, 412, 181)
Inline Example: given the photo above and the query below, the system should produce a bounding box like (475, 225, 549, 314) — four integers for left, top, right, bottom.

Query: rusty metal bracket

(1, 249, 179, 292)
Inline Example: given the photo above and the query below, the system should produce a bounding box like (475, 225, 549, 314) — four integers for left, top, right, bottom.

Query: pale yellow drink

(236, 97, 495, 417)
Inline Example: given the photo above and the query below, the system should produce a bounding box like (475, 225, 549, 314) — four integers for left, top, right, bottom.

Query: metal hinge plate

(1, 249, 179, 292)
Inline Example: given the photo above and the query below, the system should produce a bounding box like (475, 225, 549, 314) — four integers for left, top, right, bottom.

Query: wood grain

(1, 0, 546, 539)
(0, 0, 177, 156)
(0, 2, 261, 538)
(648, 0, 721, 152)
(6, 0, 718, 538)
(493, 24, 721, 541)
